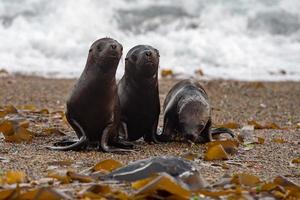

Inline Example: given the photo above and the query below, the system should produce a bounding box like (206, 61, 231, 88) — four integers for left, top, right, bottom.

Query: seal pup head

(178, 96, 211, 143)
(125, 45, 160, 78)
(88, 38, 123, 72)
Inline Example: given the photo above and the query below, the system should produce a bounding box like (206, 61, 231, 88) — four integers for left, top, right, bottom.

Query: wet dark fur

(118, 45, 160, 142)
(157, 79, 234, 143)
(48, 38, 133, 152)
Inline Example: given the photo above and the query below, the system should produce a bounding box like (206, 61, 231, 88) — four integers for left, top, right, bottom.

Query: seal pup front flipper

(47, 118, 88, 151)
(101, 123, 135, 153)
(156, 109, 176, 142)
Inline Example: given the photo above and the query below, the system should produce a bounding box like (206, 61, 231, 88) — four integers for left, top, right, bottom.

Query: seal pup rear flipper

(101, 124, 135, 153)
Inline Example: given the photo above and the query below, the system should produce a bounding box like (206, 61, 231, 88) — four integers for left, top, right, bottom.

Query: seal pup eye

(131, 54, 137, 61)
(97, 45, 102, 51)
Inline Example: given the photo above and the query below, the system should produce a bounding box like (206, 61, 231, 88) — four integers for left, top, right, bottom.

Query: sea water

(0, 0, 300, 81)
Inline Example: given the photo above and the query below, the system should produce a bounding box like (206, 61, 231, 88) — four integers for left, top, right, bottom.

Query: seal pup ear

(154, 49, 160, 57)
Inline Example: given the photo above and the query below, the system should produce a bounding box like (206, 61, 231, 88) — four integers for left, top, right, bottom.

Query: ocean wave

(0, 0, 300, 80)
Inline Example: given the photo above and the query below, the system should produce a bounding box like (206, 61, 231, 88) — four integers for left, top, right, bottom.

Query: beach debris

(207, 139, 239, 154)
(0, 69, 9, 77)
(0, 118, 33, 143)
(160, 69, 173, 77)
(78, 184, 129, 200)
(132, 173, 192, 199)
(92, 159, 123, 173)
(291, 158, 300, 164)
(231, 173, 261, 187)
(257, 136, 265, 144)
(0, 101, 298, 199)
(101, 156, 201, 183)
(248, 120, 284, 129)
(0, 156, 10, 163)
(101, 156, 208, 198)
(0, 157, 299, 199)
(181, 152, 200, 160)
(16, 105, 37, 112)
(215, 122, 240, 129)
(239, 125, 257, 144)
(194, 68, 204, 76)
(0, 105, 18, 118)
(18, 188, 71, 200)
(204, 144, 229, 161)
(272, 137, 286, 144)
(47, 170, 71, 184)
(0, 104, 70, 142)
(0, 171, 27, 185)
(47, 160, 73, 167)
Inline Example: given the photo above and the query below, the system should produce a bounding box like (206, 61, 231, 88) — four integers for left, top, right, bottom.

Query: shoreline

(0, 74, 299, 185)
(1, 70, 300, 82)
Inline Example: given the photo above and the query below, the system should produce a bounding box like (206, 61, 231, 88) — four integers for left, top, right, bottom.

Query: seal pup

(157, 79, 234, 143)
(48, 38, 133, 152)
(118, 45, 160, 142)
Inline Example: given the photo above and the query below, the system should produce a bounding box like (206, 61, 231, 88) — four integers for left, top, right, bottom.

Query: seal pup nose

(145, 51, 152, 57)
(111, 44, 117, 49)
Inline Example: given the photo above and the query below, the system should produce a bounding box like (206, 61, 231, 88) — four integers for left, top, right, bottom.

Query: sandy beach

(0, 74, 299, 188)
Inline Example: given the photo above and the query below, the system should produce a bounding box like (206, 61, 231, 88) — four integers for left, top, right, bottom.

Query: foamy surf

(0, 0, 300, 81)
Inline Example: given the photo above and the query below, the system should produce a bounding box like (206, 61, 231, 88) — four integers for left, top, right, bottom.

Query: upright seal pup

(118, 45, 160, 142)
(48, 38, 132, 152)
(157, 79, 234, 143)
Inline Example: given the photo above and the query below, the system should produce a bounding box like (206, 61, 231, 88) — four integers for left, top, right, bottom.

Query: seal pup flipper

(117, 121, 135, 148)
(52, 138, 79, 147)
(47, 118, 88, 151)
(100, 124, 135, 153)
(120, 121, 129, 140)
(143, 118, 160, 143)
(211, 127, 235, 139)
(156, 116, 174, 142)
(47, 136, 87, 151)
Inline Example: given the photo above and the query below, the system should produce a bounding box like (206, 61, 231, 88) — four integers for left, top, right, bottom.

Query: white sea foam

(0, 0, 300, 80)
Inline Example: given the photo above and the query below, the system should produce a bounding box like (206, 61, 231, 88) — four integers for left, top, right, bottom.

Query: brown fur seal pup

(157, 79, 234, 143)
(118, 45, 160, 142)
(48, 38, 133, 152)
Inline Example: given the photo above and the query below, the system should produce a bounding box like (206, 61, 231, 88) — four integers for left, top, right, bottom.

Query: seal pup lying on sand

(157, 79, 234, 143)
(48, 38, 133, 152)
(118, 45, 160, 142)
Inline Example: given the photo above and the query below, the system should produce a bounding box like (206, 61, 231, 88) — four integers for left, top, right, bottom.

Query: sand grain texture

(0, 75, 299, 186)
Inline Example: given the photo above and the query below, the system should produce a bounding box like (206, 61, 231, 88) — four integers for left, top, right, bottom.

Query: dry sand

(0, 75, 299, 185)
